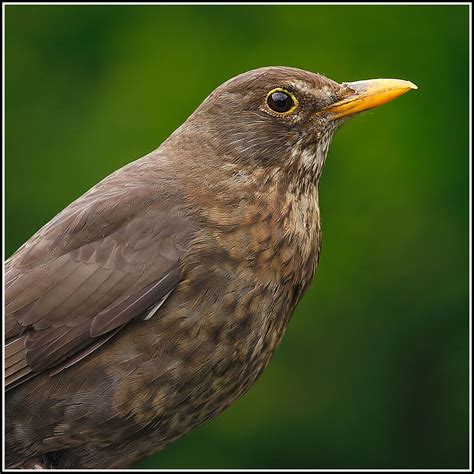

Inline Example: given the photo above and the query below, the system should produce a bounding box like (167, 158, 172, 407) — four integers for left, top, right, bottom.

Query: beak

(321, 78, 417, 119)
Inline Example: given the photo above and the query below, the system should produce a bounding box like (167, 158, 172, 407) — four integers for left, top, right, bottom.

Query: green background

(5, 4, 470, 470)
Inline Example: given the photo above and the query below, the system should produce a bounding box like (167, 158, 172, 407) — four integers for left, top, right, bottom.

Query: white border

(2, 2, 471, 472)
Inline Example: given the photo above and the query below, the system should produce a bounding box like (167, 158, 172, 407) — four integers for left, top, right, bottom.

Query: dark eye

(266, 89, 297, 114)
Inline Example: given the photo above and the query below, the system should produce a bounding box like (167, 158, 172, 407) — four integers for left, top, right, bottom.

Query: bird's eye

(266, 88, 298, 114)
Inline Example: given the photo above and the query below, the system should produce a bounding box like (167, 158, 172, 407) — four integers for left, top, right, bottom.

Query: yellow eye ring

(265, 88, 299, 115)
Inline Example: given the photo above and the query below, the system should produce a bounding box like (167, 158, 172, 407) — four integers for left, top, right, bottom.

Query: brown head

(174, 66, 416, 192)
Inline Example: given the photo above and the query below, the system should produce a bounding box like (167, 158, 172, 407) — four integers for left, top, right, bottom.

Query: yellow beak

(321, 78, 417, 118)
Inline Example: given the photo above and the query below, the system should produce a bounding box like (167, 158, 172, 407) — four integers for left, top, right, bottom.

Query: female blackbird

(5, 66, 416, 468)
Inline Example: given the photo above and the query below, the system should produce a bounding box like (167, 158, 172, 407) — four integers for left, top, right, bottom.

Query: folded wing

(5, 162, 194, 389)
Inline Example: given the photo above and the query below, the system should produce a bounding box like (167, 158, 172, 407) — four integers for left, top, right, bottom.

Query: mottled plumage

(5, 66, 416, 468)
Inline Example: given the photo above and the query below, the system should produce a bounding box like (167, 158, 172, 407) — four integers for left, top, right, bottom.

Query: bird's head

(183, 66, 416, 188)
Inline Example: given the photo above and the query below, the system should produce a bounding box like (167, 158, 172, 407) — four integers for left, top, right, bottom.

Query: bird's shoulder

(5, 151, 198, 388)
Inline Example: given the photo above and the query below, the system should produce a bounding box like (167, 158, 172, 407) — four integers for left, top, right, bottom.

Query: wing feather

(5, 161, 194, 389)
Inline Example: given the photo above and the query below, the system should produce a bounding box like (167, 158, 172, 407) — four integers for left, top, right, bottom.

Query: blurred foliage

(5, 4, 469, 470)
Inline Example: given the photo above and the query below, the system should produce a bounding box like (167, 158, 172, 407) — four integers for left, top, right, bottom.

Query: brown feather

(5, 161, 195, 389)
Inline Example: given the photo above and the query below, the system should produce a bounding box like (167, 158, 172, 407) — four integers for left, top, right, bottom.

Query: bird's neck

(180, 155, 322, 291)
(164, 130, 324, 294)
(290, 130, 334, 193)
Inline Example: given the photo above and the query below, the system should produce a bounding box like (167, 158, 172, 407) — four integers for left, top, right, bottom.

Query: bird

(5, 66, 417, 469)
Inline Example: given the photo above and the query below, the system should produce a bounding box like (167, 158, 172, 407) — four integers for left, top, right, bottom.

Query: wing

(5, 158, 194, 390)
